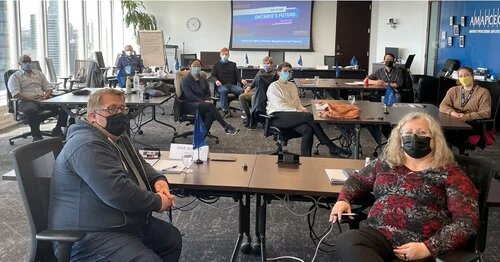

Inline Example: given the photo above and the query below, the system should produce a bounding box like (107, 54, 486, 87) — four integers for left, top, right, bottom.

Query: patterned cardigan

(337, 158, 479, 257)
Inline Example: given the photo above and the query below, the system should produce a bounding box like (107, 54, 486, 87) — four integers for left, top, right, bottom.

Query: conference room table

(40, 87, 177, 134)
(155, 152, 256, 262)
(295, 78, 386, 99)
(311, 100, 472, 159)
(248, 154, 366, 261)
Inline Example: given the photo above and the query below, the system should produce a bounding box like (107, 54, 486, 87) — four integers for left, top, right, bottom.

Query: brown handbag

(319, 101, 360, 119)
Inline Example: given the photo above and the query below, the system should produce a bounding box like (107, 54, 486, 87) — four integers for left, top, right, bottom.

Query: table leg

(353, 124, 361, 159)
(255, 193, 267, 262)
(136, 103, 177, 135)
(230, 193, 251, 262)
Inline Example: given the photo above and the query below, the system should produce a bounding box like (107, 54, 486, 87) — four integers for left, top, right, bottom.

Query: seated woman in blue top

(180, 59, 239, 135)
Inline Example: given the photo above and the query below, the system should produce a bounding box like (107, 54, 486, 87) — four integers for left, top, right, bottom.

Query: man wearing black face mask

(8, 55, 69, 141)
(367, 52, 404, 103)
(49, 89, 182, 261)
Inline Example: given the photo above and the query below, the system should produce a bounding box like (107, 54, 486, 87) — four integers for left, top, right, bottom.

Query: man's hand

(157, 193, 175, 212)
(154, 180, 175, 208)
(244, 86, 251, 93)
(215, 80, 222, 87)
(376, 80, 386, 86)
(393, 242, 431, 261)
(329, 201, 352, 223)
(241, 79, 248, 86)
(43, 89, 53, 100)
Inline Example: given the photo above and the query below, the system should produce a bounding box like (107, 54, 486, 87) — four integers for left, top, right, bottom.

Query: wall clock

(187, 17, 201, 32)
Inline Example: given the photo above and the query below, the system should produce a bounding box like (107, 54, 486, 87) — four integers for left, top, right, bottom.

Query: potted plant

(121, 0, 157, 38)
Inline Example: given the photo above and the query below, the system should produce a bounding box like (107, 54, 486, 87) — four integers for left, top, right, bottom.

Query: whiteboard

(138, 30, 166, 68)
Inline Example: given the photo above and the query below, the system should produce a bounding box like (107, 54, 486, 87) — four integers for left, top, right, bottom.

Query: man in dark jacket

(48, 88, 182, 261)
(211, 47, 246, 117)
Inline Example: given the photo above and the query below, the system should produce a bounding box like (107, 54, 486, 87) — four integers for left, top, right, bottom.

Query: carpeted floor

(0, 95, 499, 262)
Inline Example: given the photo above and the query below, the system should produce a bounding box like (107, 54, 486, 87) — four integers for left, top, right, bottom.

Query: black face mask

(103, 113, 129, 136)
(402, 135, 432, 159)
(385, 60, 394, 68)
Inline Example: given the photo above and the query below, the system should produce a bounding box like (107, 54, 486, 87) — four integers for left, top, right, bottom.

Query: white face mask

(126, 51, 133, 56)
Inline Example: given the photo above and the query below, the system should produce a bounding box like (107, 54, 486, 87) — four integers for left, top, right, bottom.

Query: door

(335, 1, 372, 72)
(425, 1, 440, 76)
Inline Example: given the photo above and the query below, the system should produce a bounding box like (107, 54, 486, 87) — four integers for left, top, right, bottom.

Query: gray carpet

(1, 96, 499, 262)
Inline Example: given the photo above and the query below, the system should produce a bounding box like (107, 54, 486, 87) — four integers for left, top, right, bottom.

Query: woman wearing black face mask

(330, 112, 479, 262)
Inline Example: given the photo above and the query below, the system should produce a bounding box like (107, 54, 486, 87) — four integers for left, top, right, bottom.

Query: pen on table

(161, 165, 178, 172)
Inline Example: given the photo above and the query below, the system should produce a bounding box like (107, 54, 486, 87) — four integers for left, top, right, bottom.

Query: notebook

(325, 169, 349, 184)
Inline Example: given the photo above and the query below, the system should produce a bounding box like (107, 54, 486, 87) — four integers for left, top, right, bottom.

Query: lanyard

(461, 86, 475, 109)
(384, 69, 393, 83)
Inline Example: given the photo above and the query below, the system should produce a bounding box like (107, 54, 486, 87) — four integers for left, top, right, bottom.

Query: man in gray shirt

(367, 52, 404, 102)
(8, 55, 68, 141)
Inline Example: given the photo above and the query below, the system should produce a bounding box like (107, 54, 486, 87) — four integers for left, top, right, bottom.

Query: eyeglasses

(95, 106, 129, 115)
(400, 129, 431, 138)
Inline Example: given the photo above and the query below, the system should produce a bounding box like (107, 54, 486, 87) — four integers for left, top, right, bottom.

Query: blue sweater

(48, 119, 164, 231)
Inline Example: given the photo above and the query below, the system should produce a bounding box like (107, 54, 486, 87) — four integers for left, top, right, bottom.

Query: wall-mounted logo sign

(469, 8, 500, 34)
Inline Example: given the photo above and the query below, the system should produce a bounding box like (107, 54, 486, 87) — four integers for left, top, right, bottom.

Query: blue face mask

(280, 71, 291, 81)
(21, 62, 32, 71)
(220, 55, 228, 63)
(191, 67, 201, 76)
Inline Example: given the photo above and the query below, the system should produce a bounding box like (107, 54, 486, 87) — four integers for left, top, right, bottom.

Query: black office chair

(171, 70, 219, 144)
(399, 68, 415, 103)
(10, 138, 85, 262)
(404, 54, 415, 69)
(439, 59, 461, 77)
(5, 70, 56, 145)
(213, 82, 242, 117)
(416, 76, 439, 105)
(180, 54, 197, 67)
(46, 58, 70, 91)
(259, 113, 302, 155)
(436, 155, 495, 262)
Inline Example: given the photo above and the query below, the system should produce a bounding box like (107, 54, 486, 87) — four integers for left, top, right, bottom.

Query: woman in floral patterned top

(330, 112, 479, 261)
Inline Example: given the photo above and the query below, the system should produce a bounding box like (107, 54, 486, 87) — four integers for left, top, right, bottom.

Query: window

(0, 1, 17, 96)
(68, 0, 84, 75)
(100, 0, 113, 67)
(85, 0, 99, 59)
(19, 0, 44, 63)
(46, 0, 67, 76)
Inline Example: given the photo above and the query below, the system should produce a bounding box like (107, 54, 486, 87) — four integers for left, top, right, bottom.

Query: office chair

(416, 76, 439, 105)
(45, 58, 70, 91)
(171, 70, 219, 144)
(399, 68, 415, 103)
(404, 54, 415, 69)
(439, 59, 461, 77)
(213, 82, 242, 117)
(5, 70, 56, 145)
(259, 113, 302, 155)
(248, 74, 278, 129)
(435, 155, 495, 262)
(68, 60, 93, 90)
(180, 54, 197, 67)
(94, 51, 111, 84)
(10, 138, 86, 262)
(31, 60, 42, 71)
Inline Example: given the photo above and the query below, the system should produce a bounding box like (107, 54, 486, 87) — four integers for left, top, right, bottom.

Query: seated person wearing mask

(367, 52, 404, 102)
(266, 62, 350, 158)
(211, 47, 247, 117)
(49, 89, 182, 261)
(439, 66, 491, 152)
(180, 59, 239, 135)
(116, 45, 145, 86)
(8, 55, 68, 141)
(331, 112, 478, 262)
(239, 56, 277, 128)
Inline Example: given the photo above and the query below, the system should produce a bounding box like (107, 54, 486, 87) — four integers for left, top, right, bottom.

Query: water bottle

(125, 76, 132, 94)
(133, 71, 140, 90)
(365, 157, 370, 167)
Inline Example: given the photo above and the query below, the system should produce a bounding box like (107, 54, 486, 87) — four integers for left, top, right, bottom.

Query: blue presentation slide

(231, 1, 313, 50)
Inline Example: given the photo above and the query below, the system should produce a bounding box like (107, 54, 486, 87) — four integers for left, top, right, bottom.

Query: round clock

(187, 17, 201, 32)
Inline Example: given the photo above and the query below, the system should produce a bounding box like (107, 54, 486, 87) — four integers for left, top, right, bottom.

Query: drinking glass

(314, 75, 320, 84)
(182, 153, 194, 173)
(348, 95, 356, 105)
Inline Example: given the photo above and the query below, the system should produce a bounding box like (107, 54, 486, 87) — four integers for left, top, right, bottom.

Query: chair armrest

(435, 249, 479, 262)
(210, 96, 219, 102)
(259, 113, 275, 120)
(36, 229, 86, 243)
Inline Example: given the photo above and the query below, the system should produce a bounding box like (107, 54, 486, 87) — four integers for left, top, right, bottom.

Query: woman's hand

(329, 201, 351, 223)
(393, 242, 431, 261)
(450, 111, 464, 120)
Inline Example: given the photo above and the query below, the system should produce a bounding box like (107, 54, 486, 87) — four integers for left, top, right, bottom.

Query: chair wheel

(215, 139, 220, 144)
(313, 149, 319, 155)
(251, 243, 261, 255)
(9, 140, 14, 145)
(138, 130, 143, 135)
(240, 241, 252, 254)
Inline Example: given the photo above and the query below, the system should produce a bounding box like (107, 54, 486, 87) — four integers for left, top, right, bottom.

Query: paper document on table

(153, 160, 184, 174)
(315, 103, 328, 110)
(346, 81, 364, 85)
(325, 169, 349, 184)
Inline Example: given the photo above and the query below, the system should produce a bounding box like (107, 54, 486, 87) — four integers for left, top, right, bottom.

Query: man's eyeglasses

(94, 106, 129, 115)
(401, 129, 431, 138)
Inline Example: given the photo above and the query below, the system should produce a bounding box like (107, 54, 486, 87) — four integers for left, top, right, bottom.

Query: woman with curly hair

(330, 112, 479, 261)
